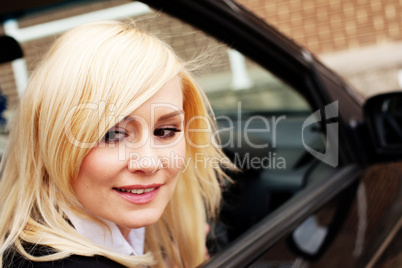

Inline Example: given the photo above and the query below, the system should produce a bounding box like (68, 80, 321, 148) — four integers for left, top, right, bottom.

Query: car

(1, 1, 401, 267)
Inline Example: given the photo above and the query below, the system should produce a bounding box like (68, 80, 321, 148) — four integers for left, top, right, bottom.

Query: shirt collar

(64, 209, 145, 256)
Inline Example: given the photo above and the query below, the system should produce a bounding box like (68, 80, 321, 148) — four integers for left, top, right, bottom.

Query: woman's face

(72, 76, 186, 238)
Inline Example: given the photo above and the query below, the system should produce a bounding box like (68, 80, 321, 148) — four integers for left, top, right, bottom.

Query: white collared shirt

(64, 210, 145, 256)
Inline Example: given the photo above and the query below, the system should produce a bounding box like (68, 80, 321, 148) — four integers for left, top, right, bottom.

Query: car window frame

(141, 0, 363, 165)
(141, 0, 328, 109)
(138, 0, 365, 266)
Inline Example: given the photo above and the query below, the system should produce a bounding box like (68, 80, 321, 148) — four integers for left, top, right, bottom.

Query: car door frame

(138, 0, 365, 266)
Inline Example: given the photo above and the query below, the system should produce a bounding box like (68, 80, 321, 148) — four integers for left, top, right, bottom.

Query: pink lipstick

(113, 184, 162, 204)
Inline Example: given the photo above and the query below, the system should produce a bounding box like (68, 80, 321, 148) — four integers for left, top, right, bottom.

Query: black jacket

(3, 246, 126, 268)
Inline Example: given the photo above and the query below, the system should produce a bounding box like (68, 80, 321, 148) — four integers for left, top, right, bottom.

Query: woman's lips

(113, 184, 162, 204)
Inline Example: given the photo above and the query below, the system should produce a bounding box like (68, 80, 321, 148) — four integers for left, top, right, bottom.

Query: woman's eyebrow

(121, 110, 184, 123)
(123, 115, 137, 122)
(157, 110, 184, 122)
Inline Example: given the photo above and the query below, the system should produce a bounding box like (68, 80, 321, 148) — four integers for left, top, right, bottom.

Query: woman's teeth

(117, 188, 155, 194)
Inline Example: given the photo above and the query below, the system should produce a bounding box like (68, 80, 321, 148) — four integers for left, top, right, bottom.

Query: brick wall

(236, 0, 402, 95)
(237, 0, 402, 54)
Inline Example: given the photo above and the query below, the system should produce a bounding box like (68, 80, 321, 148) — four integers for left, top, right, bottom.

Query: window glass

(136, 14, 310, 113)
(200, 52, 310, 113)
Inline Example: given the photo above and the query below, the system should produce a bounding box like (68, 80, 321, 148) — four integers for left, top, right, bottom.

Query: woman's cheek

(168, 139, 186, 172)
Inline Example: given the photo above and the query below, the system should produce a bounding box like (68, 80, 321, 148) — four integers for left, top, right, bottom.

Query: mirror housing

(0, 35, 23, 64)
(364, 91, 402, 162)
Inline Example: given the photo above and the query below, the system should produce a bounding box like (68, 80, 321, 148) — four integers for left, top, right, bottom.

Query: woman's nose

(127, 150, 164, 175)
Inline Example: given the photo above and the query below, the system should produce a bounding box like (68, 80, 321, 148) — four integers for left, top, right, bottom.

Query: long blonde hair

(0, 21, 231, 267)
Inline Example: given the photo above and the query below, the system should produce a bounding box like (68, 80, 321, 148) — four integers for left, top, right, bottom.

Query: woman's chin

(118, 212, 163, 230)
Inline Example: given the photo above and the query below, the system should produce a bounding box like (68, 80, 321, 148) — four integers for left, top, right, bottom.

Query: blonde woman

(0, 21, 231, 267)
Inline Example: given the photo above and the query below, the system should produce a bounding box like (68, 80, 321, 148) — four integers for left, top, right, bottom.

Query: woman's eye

(102, 130, 127, 143)
(153, 128, 181, 140)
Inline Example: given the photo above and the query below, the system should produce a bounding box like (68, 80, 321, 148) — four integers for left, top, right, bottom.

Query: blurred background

(1, 0, 402, 106)
(0, 0, 401, 129)
(237, 0, 402, 97)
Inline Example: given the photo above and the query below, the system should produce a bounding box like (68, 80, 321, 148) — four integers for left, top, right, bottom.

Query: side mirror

(0, 35, 23, 64)
(364, 91, 402, 161)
